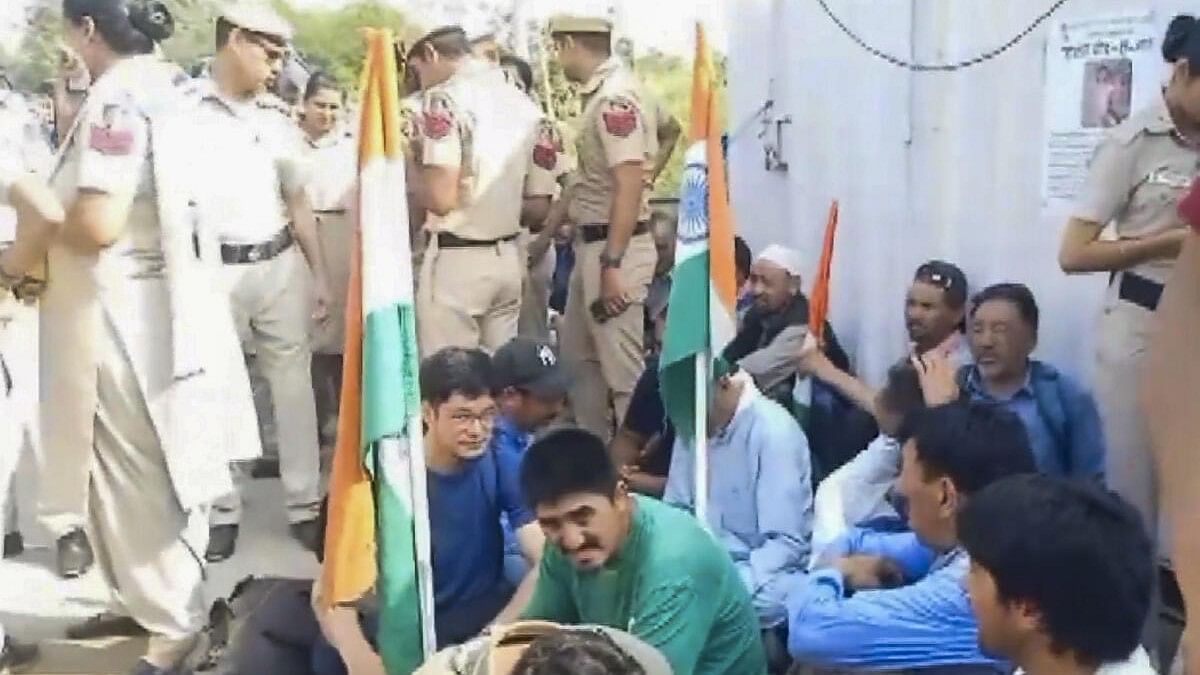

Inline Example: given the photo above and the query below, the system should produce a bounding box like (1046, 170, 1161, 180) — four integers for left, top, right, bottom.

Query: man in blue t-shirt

(421, 347, 546, 644)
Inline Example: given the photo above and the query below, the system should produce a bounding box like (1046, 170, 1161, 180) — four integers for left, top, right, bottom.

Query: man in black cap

(491, 338, 571, 449)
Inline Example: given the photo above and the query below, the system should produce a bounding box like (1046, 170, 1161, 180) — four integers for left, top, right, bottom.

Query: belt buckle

(246, 248, 261, 263)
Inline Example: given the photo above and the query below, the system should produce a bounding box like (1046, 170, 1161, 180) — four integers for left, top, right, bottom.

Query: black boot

(2, 530, 23, 558)
(56, 528, 94, 579)
(205, 524, 239, 563)
(289, 519, 322, 553)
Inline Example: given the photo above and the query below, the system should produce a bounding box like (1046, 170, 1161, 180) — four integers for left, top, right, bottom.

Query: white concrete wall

(726, 0, 1193, 384)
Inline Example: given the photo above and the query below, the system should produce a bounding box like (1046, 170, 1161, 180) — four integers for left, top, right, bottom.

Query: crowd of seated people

(296, 236, 1158, 675)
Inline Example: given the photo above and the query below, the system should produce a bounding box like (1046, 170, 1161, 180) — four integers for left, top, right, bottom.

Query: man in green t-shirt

(518, 427, 768, 675)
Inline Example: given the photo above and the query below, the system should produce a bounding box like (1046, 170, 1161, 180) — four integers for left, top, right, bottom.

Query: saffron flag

(809, 201, 839, 342)
(660, 24, 738, 440)
(321, 29, 428, 674)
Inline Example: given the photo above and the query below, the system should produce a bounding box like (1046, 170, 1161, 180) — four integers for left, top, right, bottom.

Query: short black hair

(734, 236, 752, 280)
(499, 54, 535, 93)
(913, 260, 968, 310)
(520, 428, 619, 508)
(970, 282, 1039, 333)
(512, 629, 645, 675)
(898, 401, 1036, 495)
(303, 71, 341, 102)
(1164, 14, 1200, 69)
(419, 347, 494, 407)
(877, 359, 926, 419)
(408, 26, 472, 62)
(959, 475, 1152, 667)
(65, 0, 174, 55)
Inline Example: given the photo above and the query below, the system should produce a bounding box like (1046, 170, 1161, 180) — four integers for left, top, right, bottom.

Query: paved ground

(0, 477, 318, 675)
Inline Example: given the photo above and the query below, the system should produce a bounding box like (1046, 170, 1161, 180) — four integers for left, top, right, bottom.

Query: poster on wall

(1042, 14, 1161, 208)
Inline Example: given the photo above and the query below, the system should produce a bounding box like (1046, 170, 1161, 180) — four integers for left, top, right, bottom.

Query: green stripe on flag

(660, 250, 710, 441)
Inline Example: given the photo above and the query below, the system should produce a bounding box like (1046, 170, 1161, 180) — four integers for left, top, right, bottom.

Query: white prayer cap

(755, 244, 803, 277)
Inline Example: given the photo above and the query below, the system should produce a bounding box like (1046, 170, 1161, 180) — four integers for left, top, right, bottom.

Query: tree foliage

(273, 0, 422, 88)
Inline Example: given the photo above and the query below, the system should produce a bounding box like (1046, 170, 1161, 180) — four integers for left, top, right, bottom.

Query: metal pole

(693, 351, 709, 527)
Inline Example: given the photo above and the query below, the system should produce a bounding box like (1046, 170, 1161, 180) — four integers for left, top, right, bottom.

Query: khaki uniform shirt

(567, 57, 655, 225)
(43, 56, 241, 510)
(1075, 94, 1200, 284)
(188, 81, 310, 244)
(419, 59, 545, 241)
(304, 127, 356, 213)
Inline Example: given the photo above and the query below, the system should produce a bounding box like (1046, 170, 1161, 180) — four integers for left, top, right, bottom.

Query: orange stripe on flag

(809, 200, 839, 343)
(319, 30, 396, 610)
(692, 24, 737, 314)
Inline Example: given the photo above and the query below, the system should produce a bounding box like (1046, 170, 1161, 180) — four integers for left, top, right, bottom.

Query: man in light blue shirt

(665, 363, 813, 630)
(788, 401, 1036, 674)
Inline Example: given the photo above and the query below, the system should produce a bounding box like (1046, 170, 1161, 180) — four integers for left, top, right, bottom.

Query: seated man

(490, 337, 570, 583)
(959, 474, 1156, 675)
(664, 362, 813, 630)
(956, 283, 1104, 480)
(811, 359, 927, 557)
(612, 290, 673, 498)
(788, 401, 1036, 673)
(520, 427, 769, 675)
(314, 348, 545, 672)
(723, 244, 873, 479)
(798, 260, 970, 421)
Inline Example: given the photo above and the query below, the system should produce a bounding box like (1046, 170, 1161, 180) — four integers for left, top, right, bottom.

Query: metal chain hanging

(814, 0, 1072, 72)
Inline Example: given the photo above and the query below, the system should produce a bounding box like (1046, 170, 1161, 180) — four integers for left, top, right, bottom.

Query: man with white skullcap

(722, 244, 870, 479)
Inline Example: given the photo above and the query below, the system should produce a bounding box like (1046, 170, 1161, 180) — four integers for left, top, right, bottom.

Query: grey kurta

(40, 54, 258, 640)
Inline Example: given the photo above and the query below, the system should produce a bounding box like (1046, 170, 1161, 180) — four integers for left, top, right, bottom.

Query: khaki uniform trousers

(0, 301, 36, 538)
(517, 231, 556, 342)
(215, 246, 321, 526)
(311, 211, 352, 447)
(88, 317, 209, 649)
(561, 233, 656, 440)
(417, 237, 522, 357)
(1094, 284, 1165, 653)
(0, 346, 16, 649)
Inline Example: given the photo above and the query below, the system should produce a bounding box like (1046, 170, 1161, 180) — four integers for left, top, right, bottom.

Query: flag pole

(693, 351, 710, 527)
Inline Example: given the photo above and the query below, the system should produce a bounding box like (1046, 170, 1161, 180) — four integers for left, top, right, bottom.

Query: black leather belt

(1116, 271, 1164, 312)
(221, 227, 294, 265)
(314, 209, 347, 215)
(435, 232, 518, 249)
(579, 221, 649, 244)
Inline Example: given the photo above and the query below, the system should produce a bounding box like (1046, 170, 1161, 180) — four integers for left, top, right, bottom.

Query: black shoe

(3, 531, 23, 558)
(0, 636, 39, 673)
(249, 457, 280, 479)
(129, 659, 180, 675)
(205, 524, 239, 563)
(65, 612, 147, 640)
(290, 519, 322, 553)
(56, 528, 94, 579)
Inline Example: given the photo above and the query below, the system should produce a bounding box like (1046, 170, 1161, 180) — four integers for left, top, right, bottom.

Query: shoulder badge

(601, 96, 640, 138)
(422, 90, 456, 141)
(255, 93, 293, 118)
(533, 121, 560, 171)
(88, 103, 135, 156)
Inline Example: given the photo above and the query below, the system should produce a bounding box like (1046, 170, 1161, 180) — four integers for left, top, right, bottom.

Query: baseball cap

(491, 338, 570, 399)
(913, 259, 968, 305)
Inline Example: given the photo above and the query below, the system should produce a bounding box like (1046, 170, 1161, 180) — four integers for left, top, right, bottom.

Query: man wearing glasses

(190, 2, 331, 562)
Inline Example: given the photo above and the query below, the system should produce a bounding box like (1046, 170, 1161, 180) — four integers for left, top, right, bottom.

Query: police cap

(219, 1, 293, 43)
(547, 15, 613, 36)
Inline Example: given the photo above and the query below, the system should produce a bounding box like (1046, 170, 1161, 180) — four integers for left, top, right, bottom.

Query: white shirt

(1015, 648, 1157, 675)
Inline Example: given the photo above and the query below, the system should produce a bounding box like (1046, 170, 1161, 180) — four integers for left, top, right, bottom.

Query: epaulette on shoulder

(255, 93, 293, 117)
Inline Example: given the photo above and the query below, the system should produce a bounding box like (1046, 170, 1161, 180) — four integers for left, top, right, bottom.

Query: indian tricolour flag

(320, 29, 435, 673)
(660, 24, 738, 521)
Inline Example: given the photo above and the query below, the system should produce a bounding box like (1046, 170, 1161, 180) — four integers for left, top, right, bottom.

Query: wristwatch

(599, 251, 623, 269)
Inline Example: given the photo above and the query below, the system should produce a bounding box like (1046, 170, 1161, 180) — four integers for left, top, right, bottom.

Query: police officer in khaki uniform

(0, 144, 62, 674)
(549, 16, 659, 440)
(0, 88, 51, 563)
(1058, 15, 1200, 656)
(43, 2, 259, 671)
(192, 2, 330, 561)
(298, 72, 356, 456)
(407, 26, 551, 356)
